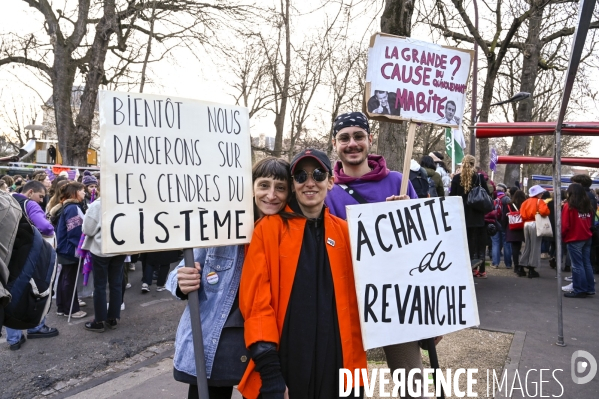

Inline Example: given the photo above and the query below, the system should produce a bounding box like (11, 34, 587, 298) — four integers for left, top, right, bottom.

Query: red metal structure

(497, 155, 599, 167)
(474, 121, 599, 138)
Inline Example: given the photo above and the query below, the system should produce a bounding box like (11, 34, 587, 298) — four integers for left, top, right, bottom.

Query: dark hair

(2, 175, 14, 187)
(420, 155, 436, 170)
(252, 157, 293, 222)
(60, 181, 85, 202)
(22, 180, 46, 194)
(446, 100, 456, 110)
(567, 183, 593, 214)
(50, 175, 68, 197)
(511, 190, 527, 208)
(570, 174, 592, 189)
(509, 186, 518, 197)
(33, 171, 48, 182)
(252, 157, 290, 183)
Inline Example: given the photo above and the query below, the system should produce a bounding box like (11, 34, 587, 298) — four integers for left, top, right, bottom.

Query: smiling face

(333, 126, 372, 167)
(253, 177, 289, 217)
(77, 188, 86, 202)
(292, 158, 333, 218)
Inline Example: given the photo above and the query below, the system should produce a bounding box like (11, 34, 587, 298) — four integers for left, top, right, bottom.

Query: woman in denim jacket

(166, 157, 291, 399)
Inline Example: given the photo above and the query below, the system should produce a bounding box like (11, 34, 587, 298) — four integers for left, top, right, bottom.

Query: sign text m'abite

(98, 90, 254, 254)
(346, 197, 479, 350)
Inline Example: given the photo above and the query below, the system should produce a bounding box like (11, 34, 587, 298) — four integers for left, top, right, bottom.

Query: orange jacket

(520, 197, 550, 222)
(238, 206, 367, 399)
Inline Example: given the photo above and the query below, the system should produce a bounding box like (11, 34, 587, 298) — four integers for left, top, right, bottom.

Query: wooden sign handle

(399, 122, 417, 196)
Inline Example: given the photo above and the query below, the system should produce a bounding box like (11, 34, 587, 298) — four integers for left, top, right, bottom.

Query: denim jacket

(166, 245, 244, 378)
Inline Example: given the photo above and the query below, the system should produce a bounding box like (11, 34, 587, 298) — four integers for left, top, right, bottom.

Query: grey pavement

(60, 262, 598, 398)
(473, 262, 598, 398)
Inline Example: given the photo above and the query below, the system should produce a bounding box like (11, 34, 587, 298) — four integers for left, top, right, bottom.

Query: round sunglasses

(292, 168, 329, 184)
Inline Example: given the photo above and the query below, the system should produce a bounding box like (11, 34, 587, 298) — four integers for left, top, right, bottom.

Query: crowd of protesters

(2, 110, 597, 398)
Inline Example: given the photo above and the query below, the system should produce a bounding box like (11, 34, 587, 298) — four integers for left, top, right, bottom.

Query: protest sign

(98, 90, 254, 254)
(364, 33, 473, 127)
(346, 197, 479, 350)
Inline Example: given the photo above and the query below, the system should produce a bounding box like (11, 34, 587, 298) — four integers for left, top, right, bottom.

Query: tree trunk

(73, 3, 118, 166)
(52, 44, 78, 166)
(504, 3, 543, 186)
(376, 122, 407, 171)
(378, 0, 414, 171)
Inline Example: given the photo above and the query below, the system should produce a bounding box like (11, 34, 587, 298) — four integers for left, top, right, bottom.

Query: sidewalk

(57, 263, 597, 398)
(474, 263, 598, 398)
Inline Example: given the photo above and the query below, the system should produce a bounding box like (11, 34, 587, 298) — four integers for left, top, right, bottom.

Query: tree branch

(66, 0, 92, 51)
(0, 56, 52, 76)
(541, 20, 599, 44)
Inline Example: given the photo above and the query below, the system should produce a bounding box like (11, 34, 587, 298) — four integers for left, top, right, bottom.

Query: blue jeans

(6, 317, 47, 345)
(567, 239, 596, 294)
(91, 254, 125, 322)
(492, 229, 512, 267)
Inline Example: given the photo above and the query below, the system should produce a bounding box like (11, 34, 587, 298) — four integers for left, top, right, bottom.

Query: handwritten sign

(98, 90, 253, 254)
(346, 197, 479, 350)
(364, 33, 473, 127)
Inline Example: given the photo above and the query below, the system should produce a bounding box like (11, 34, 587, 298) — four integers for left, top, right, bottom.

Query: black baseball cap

(290, 149, 332, 174)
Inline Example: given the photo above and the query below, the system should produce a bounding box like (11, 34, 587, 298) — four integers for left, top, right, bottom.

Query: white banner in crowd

(346, 197, 479, 350)
(364, 33, 473, 127)
(98, 90, 253, 254)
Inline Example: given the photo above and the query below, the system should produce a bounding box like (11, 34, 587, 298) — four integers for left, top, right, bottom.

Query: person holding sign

(166, 158, 292, 399)
(239, 149, 367, 399)
(324, 112, 435, 398)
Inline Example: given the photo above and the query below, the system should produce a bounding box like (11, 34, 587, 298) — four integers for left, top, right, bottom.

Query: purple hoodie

(324, 154, 418, 220)
(12, 193, 55, 236)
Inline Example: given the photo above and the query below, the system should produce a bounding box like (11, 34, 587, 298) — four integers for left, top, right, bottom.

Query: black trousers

(187, 385, 233, 399)
(467, 226, 487, 272)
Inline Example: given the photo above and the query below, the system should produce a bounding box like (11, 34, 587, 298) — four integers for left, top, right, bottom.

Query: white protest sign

(98, 90, 254, 254)
(346, 197, 479, 350)
(364, 33, 473, 127)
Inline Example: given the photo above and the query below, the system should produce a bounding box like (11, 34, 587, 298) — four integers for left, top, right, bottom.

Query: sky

(1, 0, 599, 160)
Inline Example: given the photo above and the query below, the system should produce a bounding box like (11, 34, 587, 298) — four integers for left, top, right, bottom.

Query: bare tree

(1, 0, 252, 165)
(0, 100, 40, 155)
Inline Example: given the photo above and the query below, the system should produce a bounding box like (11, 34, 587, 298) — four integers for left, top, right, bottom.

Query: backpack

(409, 168, 430, 198)
(2, 195, 57, 330)
(427, 177, 438, 198)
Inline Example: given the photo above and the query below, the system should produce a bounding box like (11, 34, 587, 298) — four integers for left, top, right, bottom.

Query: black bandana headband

(332, 112, 370, 137)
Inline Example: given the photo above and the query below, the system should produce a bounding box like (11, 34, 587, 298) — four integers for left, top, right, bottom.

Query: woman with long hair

(502, 190, 527, 277)
(52, 182, 87, 318)
(561, 183, 595, 298)
(167, 157, 294, 399)
(519, 185, 550, 278)
(47, 180, 69, 212)
(449, 154, 490, 277)
(238, 149, 367, 399)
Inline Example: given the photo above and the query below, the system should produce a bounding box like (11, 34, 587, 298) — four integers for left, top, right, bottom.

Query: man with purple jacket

(6, 181, 59, 350)
(324, 111, 427, 398)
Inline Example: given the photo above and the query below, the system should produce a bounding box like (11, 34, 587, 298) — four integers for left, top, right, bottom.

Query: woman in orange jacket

(239, 148, 367, 399)
(519, 185, 550, 278)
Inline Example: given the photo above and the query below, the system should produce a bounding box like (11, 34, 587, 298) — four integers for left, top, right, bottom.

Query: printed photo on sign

(98, 90, 254, 254)
(346, 197, 480, 350)
(364, 33, 473, 127)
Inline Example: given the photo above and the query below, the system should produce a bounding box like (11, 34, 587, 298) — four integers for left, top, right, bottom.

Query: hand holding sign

(346, 197, 479, 350)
